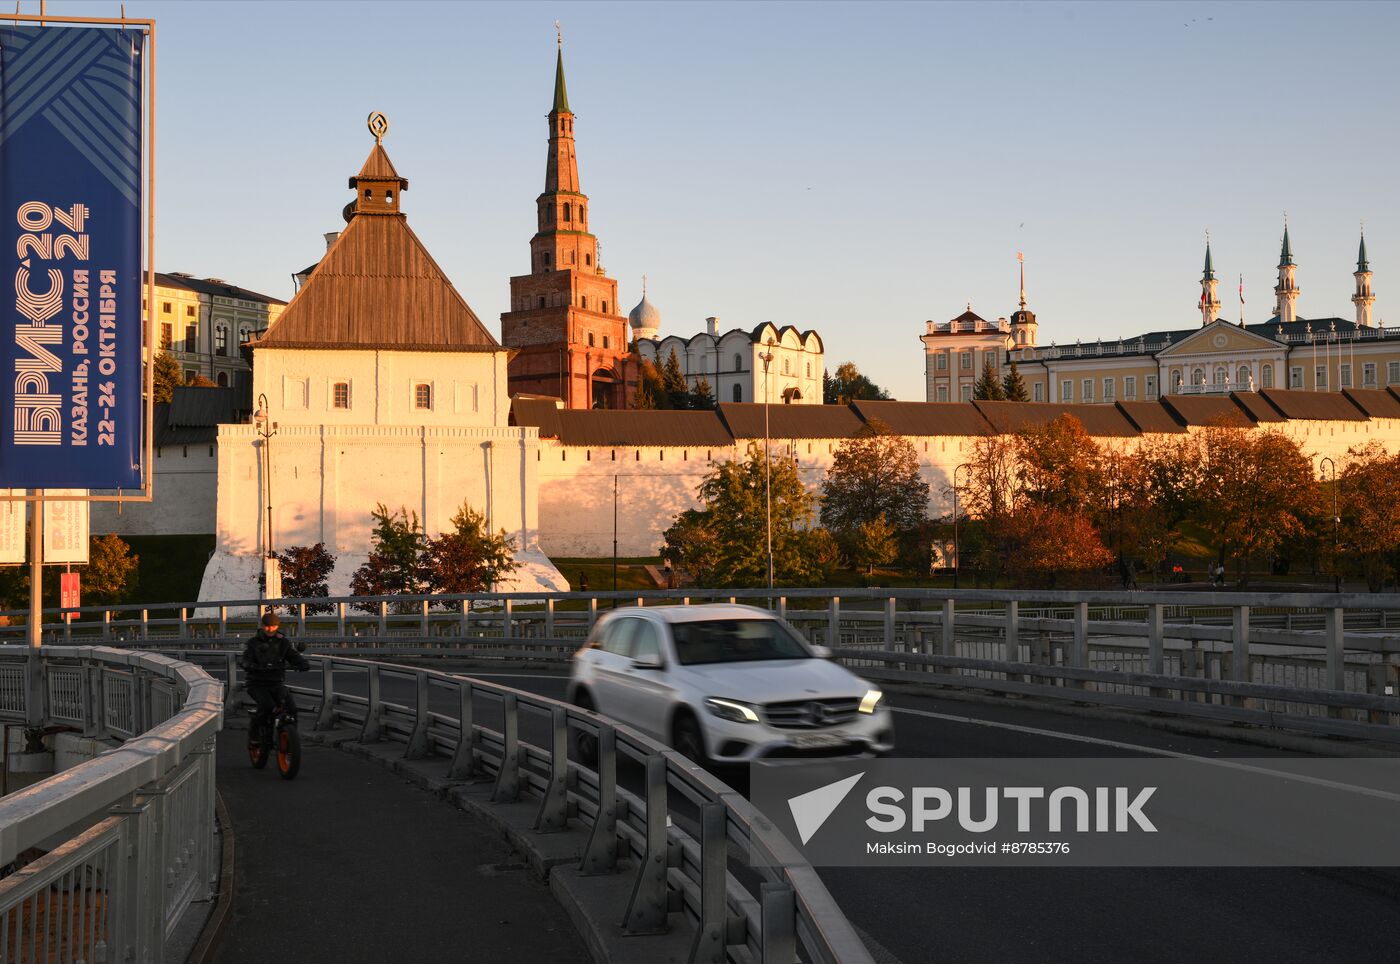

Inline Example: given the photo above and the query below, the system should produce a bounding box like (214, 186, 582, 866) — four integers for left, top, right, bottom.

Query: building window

(602, 301, 608, 313)
(734, 353, 743, 371)
(333, 382, 350, 409)
(960, 351, 972, 370)
(160, 323, 172, 349)
(806, 362, 811, 377)
(936, 352, 948, 371)
(239, 327, 251, 344)
(1082, 379, 1093, 402)
(562, 203, 571, 222)
(537, 296, 546, 309)
(1261, 364, 1273, 389)
(603, 335, 610, 350)
(1061, 380, 1073, 402)
(1315, 366, 1327, 390)
(215, 326, 228, 354)
(586, 254, 592, 266)
(216, 372, 229, 387)
(1171, 371, 1182, 393)
(185, 325, 197, 352)
(414, 383, 432, 410)
(937, 385, 949, 402)
(1340, 364, 1352, 388)
(1364, 363, 1377, 387)
(732, 384, 742, 403)
(1103, 377, 1114, 401)
(1290, 367, 1303, 389)
(1124, 376, 1136, 400)
(588, 332, 595, 347)
(1033, 382, 1044, 402)
(1146, 375, 1157, 399)
(1191, 367, 1204, 386)
(960, 384, 973, 402)
(1238, 365, 1251, 387)
(580, 295, 587, 309)
(183, 369, 197, 383)
(1390, 362, 1400, 385)
(161, 301, 171, 314)
(1213, 366, 1226, 386)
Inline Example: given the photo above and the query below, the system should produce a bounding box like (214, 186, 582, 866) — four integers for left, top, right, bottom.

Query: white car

(567, 604, 895, 764)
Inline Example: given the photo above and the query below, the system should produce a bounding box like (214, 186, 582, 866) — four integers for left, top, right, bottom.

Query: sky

(36, 0, 1400, 400)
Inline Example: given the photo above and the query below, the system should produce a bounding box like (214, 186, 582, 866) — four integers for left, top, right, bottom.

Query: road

(231, 662, 1400, 964)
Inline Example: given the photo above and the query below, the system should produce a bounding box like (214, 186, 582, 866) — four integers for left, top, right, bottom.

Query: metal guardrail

(0, 647, 222, 964)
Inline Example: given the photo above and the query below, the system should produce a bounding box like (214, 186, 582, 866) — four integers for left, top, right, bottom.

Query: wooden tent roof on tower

(252, 126, 499, 353)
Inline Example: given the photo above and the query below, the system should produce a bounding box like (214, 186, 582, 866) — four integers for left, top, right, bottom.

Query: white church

(197, 122, 567, 601)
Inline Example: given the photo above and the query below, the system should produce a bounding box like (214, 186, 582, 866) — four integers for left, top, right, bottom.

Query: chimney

(705, 316, 719, 336)
(324, 231, 340, 251)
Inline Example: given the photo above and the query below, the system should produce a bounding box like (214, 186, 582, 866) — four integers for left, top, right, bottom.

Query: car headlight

(705, 697, 760, 724)
(858, 689, 883, 714)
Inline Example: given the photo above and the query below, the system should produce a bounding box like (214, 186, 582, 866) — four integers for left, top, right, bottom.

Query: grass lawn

(550, 557, 666, 593)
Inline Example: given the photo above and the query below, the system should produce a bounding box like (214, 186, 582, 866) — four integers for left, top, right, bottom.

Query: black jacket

(240, 629, 310, 685)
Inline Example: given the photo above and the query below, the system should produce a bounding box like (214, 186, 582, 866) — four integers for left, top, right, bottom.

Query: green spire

(552, 46, 571, 114)
(1279, 224, 1294, 267)
(1202, 239, 1216, 281)
(1358, 230, 1370, 273)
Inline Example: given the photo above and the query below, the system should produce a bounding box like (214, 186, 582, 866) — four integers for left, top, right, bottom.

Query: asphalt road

(227, 663, 1400, 964)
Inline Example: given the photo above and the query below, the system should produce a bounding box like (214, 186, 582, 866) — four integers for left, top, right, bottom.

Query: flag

(1239, 275, 1244, 304)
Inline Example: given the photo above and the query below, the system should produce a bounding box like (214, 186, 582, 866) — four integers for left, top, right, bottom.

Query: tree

(823, 362, 891, 405)
(1337, 443, 1400, 591)
(186, 372, 217, 388)
(634, 359, 666, 409)
(1001, 506, 1113, 588)
(153, 352, 183, 404)
(1014, 415, 1105, 514)
(81, 533, 139, 604)
(1002, 362, 1030, 402)
(1195, 426, 1318, 585)
(423, 502, 519, 594)
(850, 515, 898, 575)
(662, 348, 690, 410)
(819, 421, 930, 541)
(276, 543, 336, 613)
(973, 357, 1006, 401)
(688, 376, 716, 410)
(661, 445, 825, 587)
(350, 504, 429, 607)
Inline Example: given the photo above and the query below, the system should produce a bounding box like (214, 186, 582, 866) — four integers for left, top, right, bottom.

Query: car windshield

(670, 618, 811, 666)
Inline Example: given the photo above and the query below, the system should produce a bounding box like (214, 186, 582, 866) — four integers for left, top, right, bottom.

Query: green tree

(423, 502, 519, 594)
(153, 352, 183, 404)
(1001, 361, 1030, 402)
(633, 359, 666, 409)
(275, 543, 336, 613)
(819, 421, 930, 539)
(81, 533, 139, 604)
(823, 361, 891, 405)
(661, 445, 825, 587)
(850, 514, 898, 575)
(662, 348, 690, 410)
(688, 376, 716, 410)
(973, 357, 1006, 400)
(350, 504, 429, 607)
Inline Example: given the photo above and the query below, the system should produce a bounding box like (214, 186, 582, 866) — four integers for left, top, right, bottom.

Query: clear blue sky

(45, 1, 1400, 399)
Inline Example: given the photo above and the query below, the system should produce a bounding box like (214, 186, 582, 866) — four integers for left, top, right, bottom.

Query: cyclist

(241, 611, 310, 747)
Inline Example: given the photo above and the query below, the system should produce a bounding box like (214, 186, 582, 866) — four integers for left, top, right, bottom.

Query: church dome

(629, 293, 661, 340)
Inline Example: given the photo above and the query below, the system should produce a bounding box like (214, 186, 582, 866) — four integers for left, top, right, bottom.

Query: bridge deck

(211, 726, 587, 964)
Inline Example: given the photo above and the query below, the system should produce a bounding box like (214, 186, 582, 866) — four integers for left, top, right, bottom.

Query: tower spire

(1017, 250, 1026, 310)
(1199, 233, 1221, 325)
(1274, 217, 1299, 322)
(1354, 222, 1375, 327)
(552, 23, 571, 115)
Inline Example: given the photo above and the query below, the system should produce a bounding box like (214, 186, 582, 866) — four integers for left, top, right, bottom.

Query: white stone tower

(1353, 228, 1375, 328)
(1274, 222, 1299, 323)
(1200, 237, 1221, 325)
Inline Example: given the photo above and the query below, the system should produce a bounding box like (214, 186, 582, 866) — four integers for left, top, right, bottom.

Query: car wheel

(572, 690, 599, 768)
(672, 711, 708, 767)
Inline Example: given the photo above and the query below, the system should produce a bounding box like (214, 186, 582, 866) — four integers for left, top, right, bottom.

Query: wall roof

(1227, 392, 1287, 423)
(1341, 388, 1400, 419)
(1259, 388, 1368, 421)
(718, 403, 865, 439)
(974, 400, 1139, 437)
(155, 272, 286, 306)
(1114, 401, 1187, 434)
(1158, 395, 1255, 427)
(851, 400, 994, 437)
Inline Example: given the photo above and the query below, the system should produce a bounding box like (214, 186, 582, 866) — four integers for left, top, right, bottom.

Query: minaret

(1274, 221, 1299, 323)
(1353, 227, 1375, 327)
(500, 31, 631, 409)
(1200, 236, 1221, 325)
(1008, 251, 1037, 347)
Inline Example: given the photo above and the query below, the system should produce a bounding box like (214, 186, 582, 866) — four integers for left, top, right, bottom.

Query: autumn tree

(1337, 443, 1400, 591)
(819, 422, 930, 545)
(973, 357, 1006, 400)
(633, 359, 666, 409)
(423, 503, 519, 594)
(823, 361, 891, 405)
(662, 348, 690, 410)
(81, 533, 139, 604)
(275, 543, 336, 613)
(350, 505, 429, 608)
(1001, 362, 1030, 402)
(1001, 506, 1113, 588)
(152, 352, 183, 404)
(1015, 415, 1106, 514)
(661, 445, 829, 587)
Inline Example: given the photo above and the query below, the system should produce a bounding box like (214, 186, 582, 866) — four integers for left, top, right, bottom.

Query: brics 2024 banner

(0, 25, 144, 489)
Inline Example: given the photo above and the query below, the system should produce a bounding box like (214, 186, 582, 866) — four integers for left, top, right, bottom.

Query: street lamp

(1319, 456, 1339, 592)
(760, 340, 776, 590)
(254, 393, 278, 561)
(951, 463, 971, 589)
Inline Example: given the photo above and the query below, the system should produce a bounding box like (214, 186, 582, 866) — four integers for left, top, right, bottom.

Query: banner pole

(25, 491, 43, 728)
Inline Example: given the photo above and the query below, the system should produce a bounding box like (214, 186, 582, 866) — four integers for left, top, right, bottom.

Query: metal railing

(0, 647, 222, 963)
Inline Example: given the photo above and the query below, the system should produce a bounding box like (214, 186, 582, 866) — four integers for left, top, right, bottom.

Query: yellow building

(144, 273, 287, 393)
(923, 230, 1400, 404)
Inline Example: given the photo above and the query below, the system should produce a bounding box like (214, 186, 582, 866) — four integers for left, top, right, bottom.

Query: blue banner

(0, 25, 144, 489)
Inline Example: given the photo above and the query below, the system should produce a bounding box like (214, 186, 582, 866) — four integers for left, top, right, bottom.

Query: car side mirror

(810, 645, 833, 659)
(632, 655, 664, 671)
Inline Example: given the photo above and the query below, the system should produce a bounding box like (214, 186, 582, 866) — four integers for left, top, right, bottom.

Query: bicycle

(248, 699, 302, 780)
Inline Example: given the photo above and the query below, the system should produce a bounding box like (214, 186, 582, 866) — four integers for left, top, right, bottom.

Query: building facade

(923, 231, 1400, 404)
(147, 273, 285, 393)
(499, 46, 635, 409)
(638, 316, 825, 404)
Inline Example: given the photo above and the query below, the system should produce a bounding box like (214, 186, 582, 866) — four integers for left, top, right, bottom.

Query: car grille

(763, 698, 860, 729)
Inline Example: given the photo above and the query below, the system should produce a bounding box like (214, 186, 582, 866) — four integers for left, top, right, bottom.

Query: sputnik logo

(787, 772, 865, 844)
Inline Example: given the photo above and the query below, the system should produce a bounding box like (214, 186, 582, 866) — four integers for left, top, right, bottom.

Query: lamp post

(951, 463, 971, 589)
(254, 393, 277, 562)
(760, 340, 776, 590)
(612, 473, 619, 592)
(1320, 456, 1339, 592)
